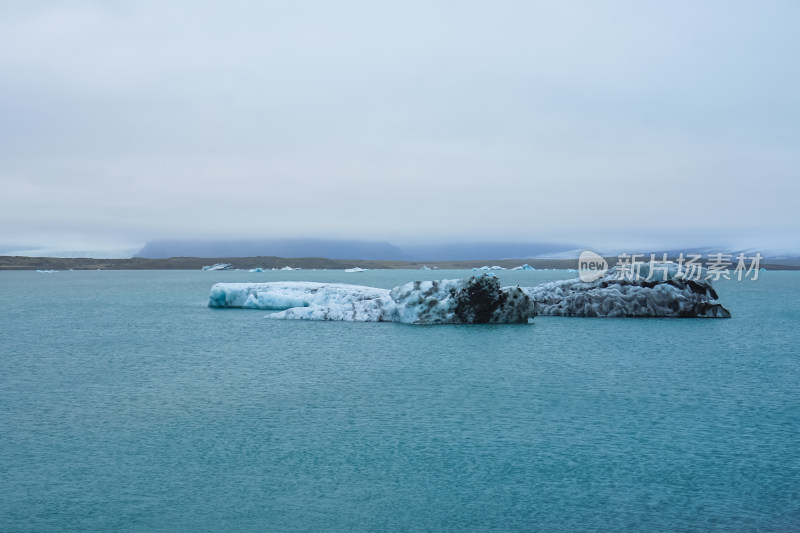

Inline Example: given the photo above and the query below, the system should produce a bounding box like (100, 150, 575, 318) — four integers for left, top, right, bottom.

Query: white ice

(209, 282, 388, 311)
(472, 265, 506, 271)
(202, 263, 232, 271)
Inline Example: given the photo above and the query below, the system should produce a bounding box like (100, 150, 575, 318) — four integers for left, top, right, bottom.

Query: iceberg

(209, 282, 388, 310)
(524, 265, 731, 318)
(472, 265, 507, 271)
(208, 264, 731, 323)
(344, 267, 367, 273)
(511, 264, 535, 271)
(387, 277, 534, 324)
(202, 263, 232, 271)
(209, 275, 536, 324)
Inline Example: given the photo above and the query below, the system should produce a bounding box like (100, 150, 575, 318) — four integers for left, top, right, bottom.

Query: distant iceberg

(344, 267, 367, 273)
(511, 264, 535, 271)
(208, 264, 731, 323)
(472, 266, 506, 271)
(202, 263, 232, 271)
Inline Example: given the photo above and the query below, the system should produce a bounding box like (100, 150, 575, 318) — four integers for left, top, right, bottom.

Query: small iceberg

(36, 269, 57, 273)
(344, 267, 367, 273)
(472, 265, 506, 271)
(248, 267, 264, 273)
(202, 263, 232, 271)
(511, 264, 535, 271)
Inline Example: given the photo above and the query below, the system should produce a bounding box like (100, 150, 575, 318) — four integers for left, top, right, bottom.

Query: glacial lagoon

(1, 269, 798, 531)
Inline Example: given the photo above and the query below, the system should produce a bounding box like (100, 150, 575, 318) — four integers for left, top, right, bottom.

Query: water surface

(1, 269, 798, 531)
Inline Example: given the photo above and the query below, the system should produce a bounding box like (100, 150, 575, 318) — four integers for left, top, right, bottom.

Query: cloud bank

(1, 1, 797, 251)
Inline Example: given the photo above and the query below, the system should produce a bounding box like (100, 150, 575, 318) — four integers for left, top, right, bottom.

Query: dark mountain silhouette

(400, 242, 576, 261)
(136, 239, 409, 260)
(135, 238, 577, 261)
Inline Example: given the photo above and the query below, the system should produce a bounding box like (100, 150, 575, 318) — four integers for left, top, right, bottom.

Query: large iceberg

(524, 264, 731, 318)
(209, 275, 536, 324)
(208, 266, 731, 323)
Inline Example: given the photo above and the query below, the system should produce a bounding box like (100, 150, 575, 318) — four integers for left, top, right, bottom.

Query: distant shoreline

(0, 256, 576, 271)
(2, 255, 799, 271)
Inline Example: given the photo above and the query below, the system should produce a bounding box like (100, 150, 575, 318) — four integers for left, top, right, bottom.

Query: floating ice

(209, 282, 387, 310)
(209, 275, 535, 324)
(202, 263, 232, 271)
(511, 264, 535, 271)
(344, 267, 367, 273)
(248, 267, 264, 273)
(524, 265, 731, 318)
(387, 277, 534, 324)
(208, 264, 731, 322)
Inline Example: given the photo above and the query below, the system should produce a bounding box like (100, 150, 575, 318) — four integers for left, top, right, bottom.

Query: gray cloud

(1, 1, 798, 251)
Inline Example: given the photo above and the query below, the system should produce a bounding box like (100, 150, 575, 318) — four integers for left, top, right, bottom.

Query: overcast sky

(1, 1, 798, 252)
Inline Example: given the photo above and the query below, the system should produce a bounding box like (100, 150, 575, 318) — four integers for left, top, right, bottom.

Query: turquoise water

(1, 269, 798, 531)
